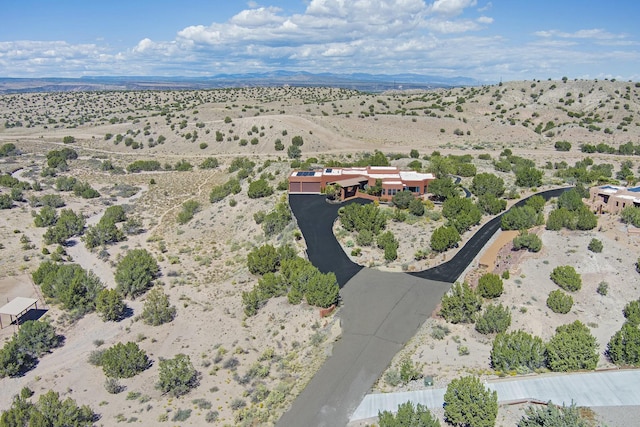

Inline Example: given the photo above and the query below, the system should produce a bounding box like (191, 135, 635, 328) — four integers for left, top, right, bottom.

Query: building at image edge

(589, 184, 640, 213)
(288, 166, 435, 201)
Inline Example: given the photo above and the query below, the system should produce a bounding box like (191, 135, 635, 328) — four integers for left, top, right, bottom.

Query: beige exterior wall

(589, 185, 640, 214)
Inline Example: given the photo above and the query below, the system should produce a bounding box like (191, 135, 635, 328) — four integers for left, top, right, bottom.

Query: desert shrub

(442, 197, 482, 233)
(32, 262, 103, 314)
(126, 160, 161, 173)
(115, 249, 159, 298)
(518, 401, 589, 427)
(43, 208, 85, 245)
(550, 265, 582, 292)
(338, 203, 386, 235)
(200, 157, 219, 169)
(174, 159, 193, 171)
(0, 142, 17, 157)
(95, 289, 126, 321)
(430, 225, 460, 252)
(0, 193, 15, 209)
(33, 206, 58, 227)
(72, 181, 100, 199)
(546, 290, 573, 314)
(512, 231, 542, 252)
(209, 178, 241, 203)
(391, 191, 414, 209)
(84, 217, 125, 249)
(0, 390, 94, 426)
(384, 368, 401, 387)
(597, 281, 608, 296)
(515, 167, 543, 188)
(477, 273, 503, 298)
(15, 320, 61, 360)
(248, 179, 274, 199)
(587, 238, 603, 253)
(39, 194, 65, 208)
(501, 206, 542, 230)
(470, 173, 505, 197)
(554, 140, 572, 151)
(141, 286, 176, 326)
(176, 200, 200, 225)
(623, 299, 640, 326)
(378, 401, 440, 427)
(621, 206, 640, 227)
(427, 177, 458, 201)
(607, 322, 640, 366)
(475, 304, 511, 334)
(444, 376, 497, 427)
(99, 342, 150, 378)
(431, 324, 450, 340)
(408, 198, 425, 216)
(478, 194, 507, 215)
(104, 377, 125, 394)
(247, 244, 281, 275)
(491, 330, 546, 372)
(157, 354, 198, 397)
(440, 282, 482, 324)
(171, 408, 192, 422)
(377, 231, 399, 261)
(399, 359, 422, 384)
(356, 229, 374, 246)
(260, 200, 292, 237)
(546, 321, 598, 372)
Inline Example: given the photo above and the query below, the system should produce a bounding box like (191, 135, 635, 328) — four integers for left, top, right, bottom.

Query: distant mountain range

(0, 71, 479, 94)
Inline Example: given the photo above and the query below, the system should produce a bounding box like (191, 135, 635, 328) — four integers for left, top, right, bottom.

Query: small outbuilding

(0, 297, 39, 328)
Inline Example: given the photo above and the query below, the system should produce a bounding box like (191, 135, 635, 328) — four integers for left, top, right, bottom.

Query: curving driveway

(278, 188, 570, 427)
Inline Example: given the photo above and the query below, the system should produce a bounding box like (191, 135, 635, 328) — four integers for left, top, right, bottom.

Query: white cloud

(429, 0, 477, 17)
(0, 2, 638, 81)
(534, 28, 624, 40)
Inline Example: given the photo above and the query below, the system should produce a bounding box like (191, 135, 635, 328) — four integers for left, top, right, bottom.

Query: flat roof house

(589, 184, 640, 213)
(288, 166, 435, 201)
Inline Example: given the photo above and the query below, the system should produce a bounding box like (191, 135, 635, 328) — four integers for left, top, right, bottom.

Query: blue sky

(1, 0, 638, 81)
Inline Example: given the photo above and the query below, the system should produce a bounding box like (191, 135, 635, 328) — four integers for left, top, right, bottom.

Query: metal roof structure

(0, 297, 38, 328)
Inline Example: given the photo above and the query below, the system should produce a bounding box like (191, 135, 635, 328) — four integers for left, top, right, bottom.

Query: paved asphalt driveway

(279, 188, 570, 427)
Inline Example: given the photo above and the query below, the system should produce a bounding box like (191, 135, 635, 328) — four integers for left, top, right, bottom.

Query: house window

(381, 189, 386, 195)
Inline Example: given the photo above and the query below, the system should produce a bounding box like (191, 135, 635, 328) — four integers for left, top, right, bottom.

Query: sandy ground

(0, 82, 639, 425)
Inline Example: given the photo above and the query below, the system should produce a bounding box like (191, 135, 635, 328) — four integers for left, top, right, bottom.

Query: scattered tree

(546, 290, 573, 314)
(475, 304, 511, 335)
(512, 231, 542, 252)
(550, 265, 582, 292)
(430, 225, 460, 252)
(440, 282, 482, 324)
(98, 342, 150, 378)
(95, 289, 126, 321)
(491, 330, 546, 372)
(477, 273, 504, 299)
(470, 173, 505, 197)
(247, 179, 274, 199)
(443, 376, 498, 427)
(378, 401, 441, 427)
(587, 238, 603, 253)
(115, 249, 159, 298)
(546, 321, 598, 372)
(142, 286, 176, 326)
(518, 401, 589, 427)
(157, 354, 199, 397)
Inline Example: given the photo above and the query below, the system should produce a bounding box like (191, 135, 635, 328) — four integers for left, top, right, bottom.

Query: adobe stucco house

(589, 184, 640, 213)
(288, 166, 435, 201)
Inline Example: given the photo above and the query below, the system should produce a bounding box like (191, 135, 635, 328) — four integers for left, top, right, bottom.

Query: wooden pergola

(0, 297, 38, 329)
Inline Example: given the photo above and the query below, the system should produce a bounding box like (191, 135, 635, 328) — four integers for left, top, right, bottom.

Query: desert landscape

(1, 80, 640, 426)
